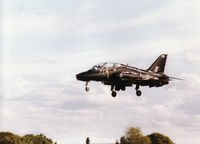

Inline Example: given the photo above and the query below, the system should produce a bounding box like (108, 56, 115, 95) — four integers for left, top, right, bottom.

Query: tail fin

(147, 54, 167, 73)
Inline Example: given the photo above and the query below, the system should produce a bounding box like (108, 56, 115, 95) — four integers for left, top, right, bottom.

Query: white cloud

(185, 52, 200, 63)
(176, 73, 200, 91)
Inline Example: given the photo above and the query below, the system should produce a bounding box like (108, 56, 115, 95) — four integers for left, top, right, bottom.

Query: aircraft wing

(118, 72, 159, 81)
(119, 72, 140, 79)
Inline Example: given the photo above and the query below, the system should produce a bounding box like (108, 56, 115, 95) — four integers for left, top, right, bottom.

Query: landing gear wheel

(85, 87, 89, 92)
(136, 90, 142, 96)
(111, 91, 117, 97)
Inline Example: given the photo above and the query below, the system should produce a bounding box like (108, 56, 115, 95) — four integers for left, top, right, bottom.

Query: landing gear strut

(135, 83, 142, 96)
(85, 81, 89, 92)
(111, 85, 117, 97)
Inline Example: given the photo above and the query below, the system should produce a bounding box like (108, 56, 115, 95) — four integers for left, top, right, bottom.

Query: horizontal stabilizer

(168, 76, 185, 81)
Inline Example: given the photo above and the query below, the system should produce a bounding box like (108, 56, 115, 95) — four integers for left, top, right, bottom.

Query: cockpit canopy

(92, 62, 123, 71)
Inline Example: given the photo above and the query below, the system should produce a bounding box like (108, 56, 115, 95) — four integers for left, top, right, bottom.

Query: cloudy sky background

(1, 0, 200, 143)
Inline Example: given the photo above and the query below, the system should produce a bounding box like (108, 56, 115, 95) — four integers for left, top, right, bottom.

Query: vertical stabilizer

(147, 54, 167, 73)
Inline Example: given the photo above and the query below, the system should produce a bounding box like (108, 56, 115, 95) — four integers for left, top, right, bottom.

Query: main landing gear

(110, 84, 142, 97)
(111, 85, 117, 97)
(135, 84, 142, 96)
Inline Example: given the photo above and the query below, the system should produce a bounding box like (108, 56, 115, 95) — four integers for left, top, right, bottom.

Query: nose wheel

(85, 82, 89, 92)
(85, 87, 90, 92)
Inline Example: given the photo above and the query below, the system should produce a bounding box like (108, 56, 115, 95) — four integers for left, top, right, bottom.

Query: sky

(1, 0, 200, 144)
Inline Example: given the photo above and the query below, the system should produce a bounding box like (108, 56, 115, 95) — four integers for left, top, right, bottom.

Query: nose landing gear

(85, 82, 89, 92)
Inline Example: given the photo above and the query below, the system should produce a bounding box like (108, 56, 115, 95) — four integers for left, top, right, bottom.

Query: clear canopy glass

(92, 62, 122, 70)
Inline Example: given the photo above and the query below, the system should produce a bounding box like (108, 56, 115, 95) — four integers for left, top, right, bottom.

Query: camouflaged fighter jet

(76, 54, 182, 97)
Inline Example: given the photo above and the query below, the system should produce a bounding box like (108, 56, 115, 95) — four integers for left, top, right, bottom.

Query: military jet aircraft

(76, 54, 182, 97)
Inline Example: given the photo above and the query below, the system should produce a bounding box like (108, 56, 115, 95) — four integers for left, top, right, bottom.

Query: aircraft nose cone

(76, 70, 95, 81)
(76, 72, 87, 81)
(76, 73, 82, 80)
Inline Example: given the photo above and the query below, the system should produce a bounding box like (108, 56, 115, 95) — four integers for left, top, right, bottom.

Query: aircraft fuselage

(76, 54, 173, 97)
(76, 63, 169, 89)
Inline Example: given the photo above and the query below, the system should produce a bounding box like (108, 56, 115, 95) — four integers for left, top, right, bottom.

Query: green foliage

(120, 136, 128, 144)
(138, 136, 152, 144)
(21, 134, 53, 144)
(148, 133, 175, 144)
(0, 132, 55, 144)
(120, 127, 175, 144)
(120, 127, 151, 144)
(0, 132, 21, 144)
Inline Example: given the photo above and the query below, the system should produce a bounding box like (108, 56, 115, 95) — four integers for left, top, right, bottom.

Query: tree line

(86, 127, 175, 144)
(120, 127, 174, 144)
(0, 132, 56, 144)
(0, 126, 175, 144)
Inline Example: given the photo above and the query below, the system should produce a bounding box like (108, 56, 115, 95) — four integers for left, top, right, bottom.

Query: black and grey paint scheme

(76, 54, 183, 97)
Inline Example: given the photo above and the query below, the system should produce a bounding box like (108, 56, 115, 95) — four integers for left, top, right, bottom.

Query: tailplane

(147, 54, 167, 73)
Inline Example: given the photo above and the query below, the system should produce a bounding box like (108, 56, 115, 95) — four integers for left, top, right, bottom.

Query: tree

(120, 136, 128, 144)
(0, 132, 21, 144)
(148, 133, 174, 144)
(86, 137, 90, 144)
(138, 136, 152, 144)
(21, 134, 53, 144)
(120, 127, 175, 144)
(120, 127, 151, 144)
(0, 132, 55, 144)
